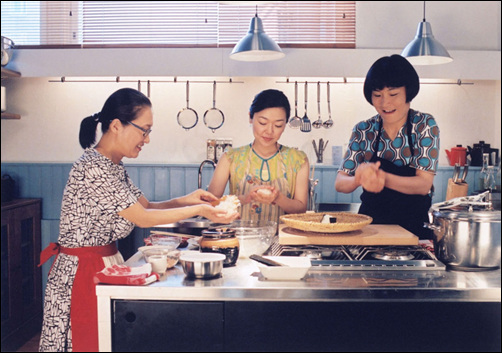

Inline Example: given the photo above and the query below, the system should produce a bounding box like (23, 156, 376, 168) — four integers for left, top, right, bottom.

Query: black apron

(358, 111, 433, 239)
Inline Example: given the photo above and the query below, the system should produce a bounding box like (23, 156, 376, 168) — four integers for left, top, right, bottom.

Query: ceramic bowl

(255, 256, 311, 281)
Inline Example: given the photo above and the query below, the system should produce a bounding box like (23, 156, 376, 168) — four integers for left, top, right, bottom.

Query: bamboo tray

(280, 212, 372, 233)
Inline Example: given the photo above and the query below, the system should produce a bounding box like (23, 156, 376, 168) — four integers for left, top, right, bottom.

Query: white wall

(2, 1, 501, 165)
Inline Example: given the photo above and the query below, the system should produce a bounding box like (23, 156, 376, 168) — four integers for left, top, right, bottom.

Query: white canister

(1, 86, 6, 112)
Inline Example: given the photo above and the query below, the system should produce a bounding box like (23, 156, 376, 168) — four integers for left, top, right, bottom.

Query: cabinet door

(112, 300, 224, 352)
(16, 202, 42, 321)
(1, 199, 42, 351)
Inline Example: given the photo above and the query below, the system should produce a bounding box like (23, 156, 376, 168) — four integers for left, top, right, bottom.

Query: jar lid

(202, 228, 236, 238)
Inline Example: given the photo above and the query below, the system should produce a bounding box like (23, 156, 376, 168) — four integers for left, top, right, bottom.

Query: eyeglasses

(126, 121, 152, 137)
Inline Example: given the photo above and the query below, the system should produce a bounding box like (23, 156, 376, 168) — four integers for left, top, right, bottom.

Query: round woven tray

(280, 212, 373, 233)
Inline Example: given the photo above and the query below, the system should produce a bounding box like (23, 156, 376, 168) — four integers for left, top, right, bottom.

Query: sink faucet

(198, 159, 216, 189)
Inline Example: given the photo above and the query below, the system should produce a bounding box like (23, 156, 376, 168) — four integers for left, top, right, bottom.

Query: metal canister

(200, 228, 239, 267)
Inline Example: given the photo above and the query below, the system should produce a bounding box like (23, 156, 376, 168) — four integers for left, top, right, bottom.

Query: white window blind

(1, 1, 355, 48)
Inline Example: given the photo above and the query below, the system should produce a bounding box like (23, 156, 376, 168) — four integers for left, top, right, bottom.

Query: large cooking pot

(426, 192, 501, 271)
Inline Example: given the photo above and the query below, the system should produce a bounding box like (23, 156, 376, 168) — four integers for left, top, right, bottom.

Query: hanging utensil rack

(277, 78, 474, 85)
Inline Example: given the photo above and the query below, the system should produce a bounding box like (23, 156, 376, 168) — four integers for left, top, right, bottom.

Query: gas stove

(265, 240, 446, 271)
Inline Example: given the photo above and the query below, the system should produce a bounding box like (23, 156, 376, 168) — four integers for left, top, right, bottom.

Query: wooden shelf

(1, 112, 21, 120)
(1, 67, 21, 78)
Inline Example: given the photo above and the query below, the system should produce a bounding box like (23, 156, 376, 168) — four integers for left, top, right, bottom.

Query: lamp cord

(423, 1, 426, 22)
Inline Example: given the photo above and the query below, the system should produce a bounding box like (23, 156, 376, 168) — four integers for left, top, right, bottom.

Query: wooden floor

(15, 332, 40, 352)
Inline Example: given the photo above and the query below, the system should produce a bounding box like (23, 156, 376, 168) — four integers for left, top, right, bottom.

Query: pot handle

(423, 222, 440, 231)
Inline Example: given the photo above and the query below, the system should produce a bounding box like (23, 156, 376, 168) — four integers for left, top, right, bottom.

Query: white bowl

(255, 256, 311, 281)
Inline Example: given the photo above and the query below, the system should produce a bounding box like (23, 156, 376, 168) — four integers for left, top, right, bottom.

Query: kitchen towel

(94, 263, 159, 285)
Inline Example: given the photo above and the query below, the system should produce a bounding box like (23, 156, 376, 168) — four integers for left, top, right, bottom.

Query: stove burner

(371, 250, 415, 261)
(301, 251, 322, 260)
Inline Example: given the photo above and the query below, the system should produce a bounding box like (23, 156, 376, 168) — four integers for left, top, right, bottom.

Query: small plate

(256, 256, 311, 281)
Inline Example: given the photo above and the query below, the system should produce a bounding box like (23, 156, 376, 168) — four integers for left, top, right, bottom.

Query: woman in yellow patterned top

(208, 89, 309, 224)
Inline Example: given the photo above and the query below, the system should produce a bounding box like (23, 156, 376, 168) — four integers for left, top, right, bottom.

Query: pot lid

(430, 191, 501, 221)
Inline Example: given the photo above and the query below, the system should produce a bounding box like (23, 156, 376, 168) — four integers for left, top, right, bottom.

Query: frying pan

(177, 81, 198, 130)
(203, 81, 225, 133)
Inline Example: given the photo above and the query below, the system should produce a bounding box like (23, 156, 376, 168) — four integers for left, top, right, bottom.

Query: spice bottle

(215, 139, 225, 162)
(207, 139, 216, 161)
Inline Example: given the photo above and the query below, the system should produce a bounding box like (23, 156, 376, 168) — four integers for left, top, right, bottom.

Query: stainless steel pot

(426, 192, 501, 271)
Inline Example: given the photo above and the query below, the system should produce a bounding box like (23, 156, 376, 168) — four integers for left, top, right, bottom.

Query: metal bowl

(179, 251, 225, 279)
(1, 36, 14, 66)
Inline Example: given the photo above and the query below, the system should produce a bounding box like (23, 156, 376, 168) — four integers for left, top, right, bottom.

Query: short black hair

(249, 89, 291, 123)
(363, 54, 420, 105)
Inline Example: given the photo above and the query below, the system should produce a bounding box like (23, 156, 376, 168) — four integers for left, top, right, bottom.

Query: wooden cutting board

(279, 224, 418, 246)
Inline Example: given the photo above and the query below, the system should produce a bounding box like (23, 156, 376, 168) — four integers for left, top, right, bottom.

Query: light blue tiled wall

(1, 162, 484, 292)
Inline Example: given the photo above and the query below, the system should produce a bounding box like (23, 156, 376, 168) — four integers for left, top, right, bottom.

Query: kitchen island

(97, 251, 501, 352)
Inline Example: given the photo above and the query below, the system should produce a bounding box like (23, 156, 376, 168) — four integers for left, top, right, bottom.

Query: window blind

(1, 1, 355, 48)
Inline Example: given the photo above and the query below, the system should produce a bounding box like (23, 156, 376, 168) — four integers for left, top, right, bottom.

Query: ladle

(289, 81, 302, 128)
(312, 82, 323, 129)
(323, 82, 334, 128)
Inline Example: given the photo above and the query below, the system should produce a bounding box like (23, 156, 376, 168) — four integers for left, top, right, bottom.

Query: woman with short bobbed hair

(335, 55, 440, 239)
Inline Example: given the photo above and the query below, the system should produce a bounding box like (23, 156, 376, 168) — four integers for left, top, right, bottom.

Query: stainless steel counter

(97, 251, 501, 351)
(98, 250, 501, 302)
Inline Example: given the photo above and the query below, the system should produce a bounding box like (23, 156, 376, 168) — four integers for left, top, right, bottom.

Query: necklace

(250, 143, 281, 182)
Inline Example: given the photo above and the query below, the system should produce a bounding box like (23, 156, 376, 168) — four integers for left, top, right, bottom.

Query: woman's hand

(179, 189, 219, 206)
(249, 186, 279, 205)
(199, 204, 240, 224)
(355, 162, 386, 193)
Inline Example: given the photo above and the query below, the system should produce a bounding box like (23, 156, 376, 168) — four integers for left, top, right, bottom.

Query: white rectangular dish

(256, 256, 311, 281)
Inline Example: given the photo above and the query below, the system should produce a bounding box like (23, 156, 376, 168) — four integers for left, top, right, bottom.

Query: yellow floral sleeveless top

(227, 144, 307, 224)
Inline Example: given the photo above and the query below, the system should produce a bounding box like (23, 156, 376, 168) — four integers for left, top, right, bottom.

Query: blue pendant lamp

(230, 8, 285, 62)
(401, 1, 452, 65)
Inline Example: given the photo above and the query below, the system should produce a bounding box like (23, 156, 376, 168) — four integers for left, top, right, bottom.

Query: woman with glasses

(38, 88, 238, 352)
(208, 89, 309, 225)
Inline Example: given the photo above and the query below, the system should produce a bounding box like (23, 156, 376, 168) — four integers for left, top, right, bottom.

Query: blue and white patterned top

(339, 110, 440, 176)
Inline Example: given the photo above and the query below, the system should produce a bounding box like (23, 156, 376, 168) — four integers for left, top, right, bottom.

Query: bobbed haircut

(249, 89, 291, 123)
(363, 54, 420, 105)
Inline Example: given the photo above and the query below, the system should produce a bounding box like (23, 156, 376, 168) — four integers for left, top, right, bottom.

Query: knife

(250, 254, 285, 267)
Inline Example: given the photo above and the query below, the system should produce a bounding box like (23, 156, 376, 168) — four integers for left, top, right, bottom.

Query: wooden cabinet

(1, 199, 42, 351)
(1, 67, 21, 120)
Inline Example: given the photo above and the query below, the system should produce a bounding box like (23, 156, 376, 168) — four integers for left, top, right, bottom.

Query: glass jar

(200, 228, 239, 267)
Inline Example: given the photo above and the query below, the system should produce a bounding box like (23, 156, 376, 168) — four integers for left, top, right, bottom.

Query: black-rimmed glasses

(126, 121, 152, 137)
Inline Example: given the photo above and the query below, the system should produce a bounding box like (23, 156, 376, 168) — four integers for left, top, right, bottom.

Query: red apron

(39, 242, 118, 352)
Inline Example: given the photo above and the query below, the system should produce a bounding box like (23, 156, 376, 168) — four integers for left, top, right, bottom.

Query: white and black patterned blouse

(59, 147, 143, 247)
(39, 148, 143, 351)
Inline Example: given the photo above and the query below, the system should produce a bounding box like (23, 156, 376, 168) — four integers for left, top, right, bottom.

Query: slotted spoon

(323, 82, 334, 129)
(300, 81, 311, 132)
(289, 81, 302, 129)
(312, 81, 323, 129)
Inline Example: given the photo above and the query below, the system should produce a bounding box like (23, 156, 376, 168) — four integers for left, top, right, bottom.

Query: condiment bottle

(200, 228, 239, 267)
(479, 153, 495, 191)
(207, 139, 216, 161)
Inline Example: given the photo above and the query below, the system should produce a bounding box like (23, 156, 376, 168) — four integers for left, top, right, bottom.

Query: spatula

(300, 81, 311, 132)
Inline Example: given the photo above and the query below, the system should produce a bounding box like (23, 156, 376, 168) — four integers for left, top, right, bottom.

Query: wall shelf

(1, 67, 22, 119)
(1, 67, 21, 78)
(1, 112, 21, 119)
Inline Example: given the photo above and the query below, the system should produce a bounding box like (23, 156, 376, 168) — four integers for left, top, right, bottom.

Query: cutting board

(279, 224, 418, 246)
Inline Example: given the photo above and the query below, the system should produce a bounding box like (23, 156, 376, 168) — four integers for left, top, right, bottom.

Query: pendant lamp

(230, 10, 285, 62)
(401, 1, 452, 65)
